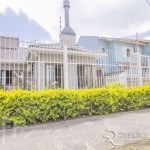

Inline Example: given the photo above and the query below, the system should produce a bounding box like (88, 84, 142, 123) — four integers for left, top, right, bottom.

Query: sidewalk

(0, 109, 150, 150)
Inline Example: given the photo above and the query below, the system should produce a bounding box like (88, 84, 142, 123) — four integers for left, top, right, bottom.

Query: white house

(0, 0, 106, 90)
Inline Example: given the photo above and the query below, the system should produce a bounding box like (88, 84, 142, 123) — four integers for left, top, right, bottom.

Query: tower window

(102, 48, 106, 53)
(127, 49, 130, 57)
(133, 47, 137, 53)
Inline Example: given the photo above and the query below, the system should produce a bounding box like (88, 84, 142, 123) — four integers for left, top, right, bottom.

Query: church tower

(60, 0, 76, 47)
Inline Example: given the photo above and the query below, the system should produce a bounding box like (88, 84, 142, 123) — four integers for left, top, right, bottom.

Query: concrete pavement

(0, 109, 150, 150)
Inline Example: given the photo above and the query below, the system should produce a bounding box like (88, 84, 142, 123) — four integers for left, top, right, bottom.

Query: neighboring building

(78, 36, 150, 86)
(142, 43, 150, 55)
(78, 36, 150, 66)
(0, 36, 27, 89)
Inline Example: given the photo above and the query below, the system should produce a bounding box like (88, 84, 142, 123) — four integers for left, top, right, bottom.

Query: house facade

(0, 36, 106, 90)
(28, 44, 106, 90)
(1, 0, 150, 90)
(0, 1, 106, 90)
(78, 36, 150, 86)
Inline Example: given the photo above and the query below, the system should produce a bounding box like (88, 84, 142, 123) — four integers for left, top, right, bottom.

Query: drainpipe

(63, 45, 69, 88)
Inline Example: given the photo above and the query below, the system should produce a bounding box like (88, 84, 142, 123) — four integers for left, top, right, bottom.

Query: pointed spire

(61, 0, 76, 36)
(60, 0, 76, 46)
(64, 0, 70, 26)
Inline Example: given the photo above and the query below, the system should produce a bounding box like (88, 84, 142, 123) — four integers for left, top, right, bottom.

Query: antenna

(60, 16, 62, 34)
(59, 16, 62, 43)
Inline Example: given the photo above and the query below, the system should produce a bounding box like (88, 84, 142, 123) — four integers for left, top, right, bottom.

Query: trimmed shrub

(0, 85, 150, 127)
(106, 82, 125, 88)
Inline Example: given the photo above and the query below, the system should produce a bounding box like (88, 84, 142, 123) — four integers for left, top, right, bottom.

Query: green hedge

(0, 85, 150, 126)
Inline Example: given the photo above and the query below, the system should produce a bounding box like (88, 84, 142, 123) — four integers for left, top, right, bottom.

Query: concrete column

(34, 62, 37, 90)
(38, 62, 45, 90)
(37, 57, 45, 90)
(63, 45, 69, 89)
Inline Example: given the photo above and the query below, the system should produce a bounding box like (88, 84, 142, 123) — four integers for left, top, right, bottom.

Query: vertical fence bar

(137, 52, 143, 86)
(63, 45, 69, 89)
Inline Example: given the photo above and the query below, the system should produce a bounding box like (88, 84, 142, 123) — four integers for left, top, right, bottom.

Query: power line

(145, 0, 150, 7)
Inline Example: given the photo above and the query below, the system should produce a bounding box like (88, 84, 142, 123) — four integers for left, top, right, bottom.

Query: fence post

(38, 59, 41, 90)
(149, 58, 150, 83)
(137, 52, 143, 86)
(63, 45, 69, 89)
(129, 55, 133, 87)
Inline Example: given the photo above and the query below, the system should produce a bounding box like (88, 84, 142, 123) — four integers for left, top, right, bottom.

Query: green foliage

(0, 85, 150, 127)
(106, 82, 125, 88)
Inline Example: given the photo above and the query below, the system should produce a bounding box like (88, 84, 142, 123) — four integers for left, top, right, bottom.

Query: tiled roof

(98, 37, 150, 45)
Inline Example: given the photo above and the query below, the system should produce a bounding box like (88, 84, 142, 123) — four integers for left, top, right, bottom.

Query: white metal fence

(0, 39, 150, 90)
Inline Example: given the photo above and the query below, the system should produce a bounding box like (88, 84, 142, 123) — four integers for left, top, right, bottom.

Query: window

(127, 49, 130, 57)
(1, 70, 12, 85)
(6, 71, 12, 85)
(122, 47, 133, 58)
(45, 64, 63, 88)
(77, 65, 93, 88)
(102, 48, 106, 53)
(0, 70, 24, 86)
(97, 69, 104, 87)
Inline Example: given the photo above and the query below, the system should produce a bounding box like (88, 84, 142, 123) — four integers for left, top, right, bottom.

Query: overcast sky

(0, 0, 150, 41)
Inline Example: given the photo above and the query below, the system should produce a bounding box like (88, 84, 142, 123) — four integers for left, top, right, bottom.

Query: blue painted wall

(142, 44, 150, 55)
(78, 36, 99, 49)
(78, 36, 150, 73)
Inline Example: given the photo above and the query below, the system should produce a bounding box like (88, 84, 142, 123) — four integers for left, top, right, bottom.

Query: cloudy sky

(0, 0, 150, 41)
